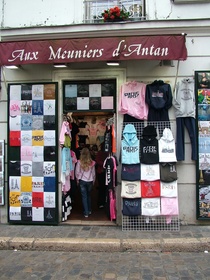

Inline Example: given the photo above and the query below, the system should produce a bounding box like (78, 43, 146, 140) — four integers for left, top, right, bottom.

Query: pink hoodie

(75, 160, 96, 182)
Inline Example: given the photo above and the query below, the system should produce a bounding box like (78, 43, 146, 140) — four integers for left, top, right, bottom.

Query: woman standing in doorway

(75, 148, 96, 218)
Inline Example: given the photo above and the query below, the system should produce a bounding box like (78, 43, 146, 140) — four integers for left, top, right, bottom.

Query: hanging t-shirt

(141, 180, 160, 198)
(121, 180, 141, 198)
(141, 197, 161, 216)
(160, 180, 178, 197)
(121, 164, 141, 181)
(161, 197, 179, 216)
(104, 126, 112, 153)
(103, 156, 117, 190)
(141, 164, 160, 181)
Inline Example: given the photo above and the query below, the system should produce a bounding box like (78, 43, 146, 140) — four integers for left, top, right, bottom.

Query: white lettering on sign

(8, 49, 39, 62)
(113, 40, 169, 57)
(48, 45, 104, 60)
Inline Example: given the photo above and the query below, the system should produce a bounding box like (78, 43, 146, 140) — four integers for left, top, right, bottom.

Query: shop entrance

(62, 78, 117, 225)
(65, 112, 115, 224)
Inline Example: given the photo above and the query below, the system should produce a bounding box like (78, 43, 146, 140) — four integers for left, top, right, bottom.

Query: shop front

(0, 34, 188, 226)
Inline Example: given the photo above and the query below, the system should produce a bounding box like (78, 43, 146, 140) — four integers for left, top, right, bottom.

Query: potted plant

(101, 6, 130, 22)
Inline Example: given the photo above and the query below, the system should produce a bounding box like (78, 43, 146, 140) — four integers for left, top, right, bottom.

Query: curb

(0, 237, 210, 252)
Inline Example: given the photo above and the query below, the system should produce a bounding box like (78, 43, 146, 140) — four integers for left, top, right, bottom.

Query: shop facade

(0, 0, 210, 226)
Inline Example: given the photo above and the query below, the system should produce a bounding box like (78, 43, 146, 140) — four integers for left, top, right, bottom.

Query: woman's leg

(79, 180, 89, 217)
(87, 181, 93, 214)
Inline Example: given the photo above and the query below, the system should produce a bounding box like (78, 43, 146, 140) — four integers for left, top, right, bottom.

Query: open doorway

(65, 112, 116, 224)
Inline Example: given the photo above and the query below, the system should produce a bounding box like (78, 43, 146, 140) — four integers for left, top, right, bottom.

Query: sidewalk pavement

(0, 223, 210, 253)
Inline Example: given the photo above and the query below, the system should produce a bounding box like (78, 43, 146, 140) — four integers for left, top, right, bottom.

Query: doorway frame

(53, 68, 126, 225)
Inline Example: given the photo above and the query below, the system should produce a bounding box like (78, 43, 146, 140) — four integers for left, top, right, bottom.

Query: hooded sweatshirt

(121, 124, 140, 164)
(145, 80, 172, 121)
(173, 78, 195, 118)
(158, 128, 177, 162)
(140, 125, 159, 164)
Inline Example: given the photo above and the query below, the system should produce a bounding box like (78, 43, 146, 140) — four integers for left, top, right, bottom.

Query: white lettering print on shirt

(152, 90, 163, 98)
(143, 146, 157, 154)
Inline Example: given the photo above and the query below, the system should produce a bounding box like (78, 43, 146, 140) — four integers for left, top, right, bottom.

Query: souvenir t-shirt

(141, 180, 160, 198)
(141, 197, 161, 216)
(121, 164, 141, 181)
(141, 164, 160, 181)
(160, 180, 178, 197)
(122, 198, 141, 216)
(121, 180, 141, 198)
(161, 197, 179, 216)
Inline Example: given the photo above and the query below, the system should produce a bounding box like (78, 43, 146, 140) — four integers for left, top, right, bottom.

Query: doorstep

(61, 220, 116, 226)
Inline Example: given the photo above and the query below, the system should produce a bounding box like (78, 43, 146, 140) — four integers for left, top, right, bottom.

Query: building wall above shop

(0, 0, 210, 29)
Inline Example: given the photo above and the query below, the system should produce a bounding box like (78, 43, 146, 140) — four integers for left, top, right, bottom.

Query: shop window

(63, 79, 116, 113)
(83, 0, 145, 23)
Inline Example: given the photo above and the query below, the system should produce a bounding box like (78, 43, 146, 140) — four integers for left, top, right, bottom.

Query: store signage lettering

(48, 45, 104, 60)
(113, 40, 168, 57)
(8, 49, 39, 62)
(0, 35, 187, 65)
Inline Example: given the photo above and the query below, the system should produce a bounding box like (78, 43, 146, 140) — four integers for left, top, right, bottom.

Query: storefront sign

(0, 35, 187, 66)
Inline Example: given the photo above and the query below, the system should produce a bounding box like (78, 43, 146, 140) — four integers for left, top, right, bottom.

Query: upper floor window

(83, 0, 145, 23)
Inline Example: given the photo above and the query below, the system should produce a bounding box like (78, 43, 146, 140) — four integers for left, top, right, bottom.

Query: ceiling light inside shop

(106, 61, 120, 66)
(5, 65, 20, 69)
(53, 63, 68, 68)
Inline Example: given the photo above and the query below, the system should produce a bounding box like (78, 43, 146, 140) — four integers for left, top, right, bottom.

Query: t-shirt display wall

(119, 80, 180, 231)
(8, 83, 58, 224)
(63, 79, 116, 112)
(196, 71, 210, 219)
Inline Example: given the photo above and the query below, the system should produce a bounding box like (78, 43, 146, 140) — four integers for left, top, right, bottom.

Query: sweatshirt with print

(145, 80, 172, 121)
(173, 78, 195, 118)
(158, 128, 177, 162)
(75, 160, 96, 182)
(121, 124, 140, 164)
(140, 125, 159, 164)
(119, 81, 148, 120)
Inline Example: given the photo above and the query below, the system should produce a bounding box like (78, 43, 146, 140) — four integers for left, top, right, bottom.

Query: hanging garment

(103, 156, 117, 190)
(140, 164, 160, 181)
(119, 81, 148, 120)
(122, 198, 141, 216)
(121, 163, 141, 181)
(161, 197, 179, 216)
(70, 122, 80, 151)
(104, 126, 112, 153)
(160, 180, 178, 197)
(158, 128, 177, 162)
(141, 197, 161, 216)
(109, 189, 116, 221)
(145, 80, 173, 122)
(173, 78, 195, 118)
(173, 78, 197, 161)
(175, 117, 197, 161)
(111, 124, 117, 154)
(141, 180, 160, 198)
(121, 180, 141, 198)
(59, 121, 71, 147)
(140, 125, 159, 164)
(160, 162, 178, 182)
(121, 124, 140, 164)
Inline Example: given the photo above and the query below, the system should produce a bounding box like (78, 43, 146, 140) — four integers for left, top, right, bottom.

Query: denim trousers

(79, 180, 93, 216)
(176, 117, 197, 161)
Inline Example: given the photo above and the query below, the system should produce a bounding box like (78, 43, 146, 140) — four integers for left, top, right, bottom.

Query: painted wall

(1, 0, 210, 28)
